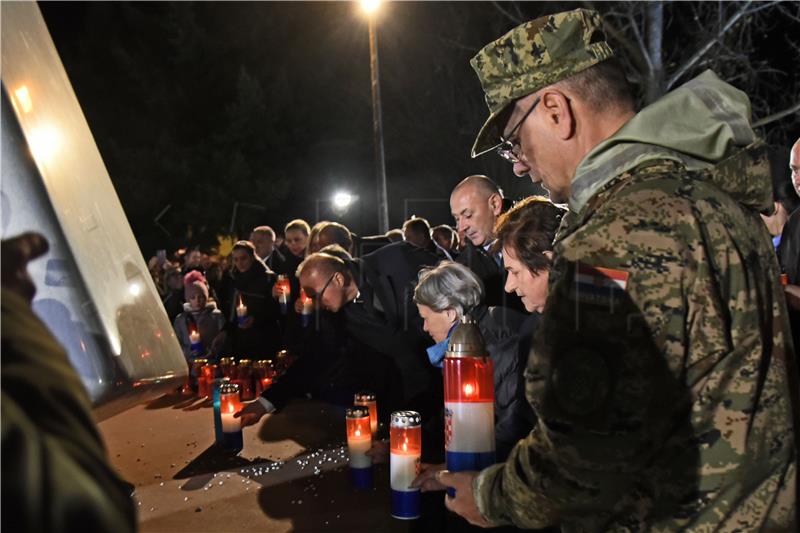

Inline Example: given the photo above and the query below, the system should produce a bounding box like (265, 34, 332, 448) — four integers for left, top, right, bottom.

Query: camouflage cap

(470, 8, 615, 158)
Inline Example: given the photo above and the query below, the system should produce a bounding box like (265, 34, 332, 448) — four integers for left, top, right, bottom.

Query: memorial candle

(198, 362, 217, 399)
(390, 411, 421, 520)
(443, 317, 495, 497)
(276, 274, 291, 314)
(219, 382, 243, 452)
(236, 296, 248, 327)
(253, 360, 274, 396)
(354, 391, 378, 435)
(212, 377, 230, 444)
(189, 328, 203, 355)
(237, 359, 254, 400)
(345, 406, 373, 490)
(299, 288, 313, 328)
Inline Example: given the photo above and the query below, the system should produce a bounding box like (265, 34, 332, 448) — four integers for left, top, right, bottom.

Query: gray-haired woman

(410, 261, 534, 491)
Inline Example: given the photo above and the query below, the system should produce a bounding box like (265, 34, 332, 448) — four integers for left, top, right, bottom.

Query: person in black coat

(250, 226, 289, 275)
(236, 242, 440, 451)
(450, 175, 524, 313)
(228, 240, 281, 359)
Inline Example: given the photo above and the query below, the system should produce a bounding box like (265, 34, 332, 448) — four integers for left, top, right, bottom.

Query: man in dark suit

(236, 242, 441, 446)
(451, 175, 524, 312)
(250, 226, 288, 275)
(402, 216, 448, 260)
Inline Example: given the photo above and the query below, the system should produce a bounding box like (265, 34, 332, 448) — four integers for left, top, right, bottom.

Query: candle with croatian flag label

(219, 382, 243, 452)
(345, 406, 373, 490)
(299, 288, 313, 328)
(276, 274, 291, 314)
(236, 296, 248, 327)
(390, 411, 421, 520)
(443, 316, 495, 497)
(354, 391, 378, 435)
(189, 328, 203, 355)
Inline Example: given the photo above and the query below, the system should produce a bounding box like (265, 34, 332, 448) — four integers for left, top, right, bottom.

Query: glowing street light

(333, 191, 354, 209)
(360, 0, 381, 14)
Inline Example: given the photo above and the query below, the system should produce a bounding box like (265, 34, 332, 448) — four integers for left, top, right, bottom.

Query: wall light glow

(27, 125, 61, 165)
(14, 85, 33, 114)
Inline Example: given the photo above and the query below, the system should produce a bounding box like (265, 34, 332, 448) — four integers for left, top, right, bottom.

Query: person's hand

(365, 439, 389, 464)
(294, 297, 305, 314)
(234, 400, 268, 427)
(411, 462, 447, 492)
(437, 470, 493, 528)
(238, 316, 255, 329)
(785, 284, 800, 310)
(1, 232, 49, 302)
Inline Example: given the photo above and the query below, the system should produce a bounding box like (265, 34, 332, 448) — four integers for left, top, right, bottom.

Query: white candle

(189, 330, 200, 344)
(390, 451, 420, 491)
(236, 302, 248, 318)
(347, 435, 372, 469)
(221, 411, 240, 433)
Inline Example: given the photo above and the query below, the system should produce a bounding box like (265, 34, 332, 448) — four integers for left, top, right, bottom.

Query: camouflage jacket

(474, 75, 797, 532)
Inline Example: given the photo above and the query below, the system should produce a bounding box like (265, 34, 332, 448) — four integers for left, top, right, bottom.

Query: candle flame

(402, 441, 408, 452)
(355, 428, 361, 437)
(228, 405, 235, 414)
(464, 383, 475, 396)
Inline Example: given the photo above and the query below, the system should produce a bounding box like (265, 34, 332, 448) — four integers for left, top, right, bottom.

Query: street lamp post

(362, 1, 389, 234)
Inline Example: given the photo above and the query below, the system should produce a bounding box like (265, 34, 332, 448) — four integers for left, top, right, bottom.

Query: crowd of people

(4, 7, 798, 532)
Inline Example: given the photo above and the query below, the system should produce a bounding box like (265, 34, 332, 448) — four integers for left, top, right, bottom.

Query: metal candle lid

(276, 350, 289, 359)
(346, 406, 370, 419)
(390, 411, 421, 428)
(445, 315, 487, 358)
(219, 382, 240, 395)
(238, 359, 252, 367)
(354, 391, 376, 403)
(219, 357, 236, 365)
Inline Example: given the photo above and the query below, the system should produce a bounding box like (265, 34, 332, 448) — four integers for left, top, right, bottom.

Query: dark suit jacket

(343, 242, 441, 413)
(456, 241, 525, 313)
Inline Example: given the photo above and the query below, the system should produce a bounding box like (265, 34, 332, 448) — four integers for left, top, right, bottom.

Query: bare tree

(594, 0, 799, 141)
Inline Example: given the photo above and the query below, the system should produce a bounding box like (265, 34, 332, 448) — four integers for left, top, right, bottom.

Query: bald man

(451, 175, 523, 311)
(236, 242, 443, 458)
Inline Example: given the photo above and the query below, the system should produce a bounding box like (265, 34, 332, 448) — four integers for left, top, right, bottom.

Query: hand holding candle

(276, 275, 290, 314)
(189, 328, 203, 355)
(236, 296, 248, 327)
(299, 288, 313, 327)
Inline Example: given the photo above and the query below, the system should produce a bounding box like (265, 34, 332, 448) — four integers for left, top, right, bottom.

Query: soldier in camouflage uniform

(436, 8, 798, 531)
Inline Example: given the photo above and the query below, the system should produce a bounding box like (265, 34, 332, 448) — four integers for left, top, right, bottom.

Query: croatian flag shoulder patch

(572, 263, 629, 306)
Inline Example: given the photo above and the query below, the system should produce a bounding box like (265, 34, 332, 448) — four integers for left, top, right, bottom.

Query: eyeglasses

(305, 272, 337, 302)
(495, 96, 540, 164)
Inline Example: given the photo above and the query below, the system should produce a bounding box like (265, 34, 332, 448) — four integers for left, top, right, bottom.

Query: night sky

(37, 1, 798, 255)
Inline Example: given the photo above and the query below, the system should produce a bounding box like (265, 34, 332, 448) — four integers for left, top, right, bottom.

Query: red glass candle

(354, 391, 378, 434)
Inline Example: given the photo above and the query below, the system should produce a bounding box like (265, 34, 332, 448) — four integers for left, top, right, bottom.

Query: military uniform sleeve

(1, 289, 136, 533)
(473, 174, 710, 528)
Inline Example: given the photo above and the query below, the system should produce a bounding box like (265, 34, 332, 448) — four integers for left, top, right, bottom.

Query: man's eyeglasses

(495, 96, 540, 164)
(305, 272, 337, 302)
